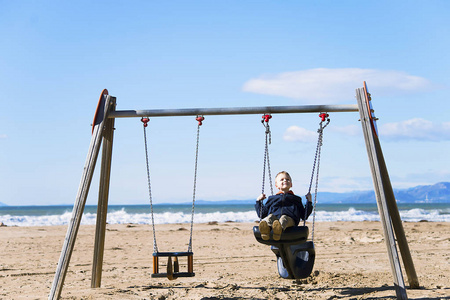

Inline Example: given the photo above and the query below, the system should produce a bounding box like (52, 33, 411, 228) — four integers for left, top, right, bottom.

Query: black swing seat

(253, 225, 315, 279)
(253, 225, 309, 245)
(151, 251, 195, 279)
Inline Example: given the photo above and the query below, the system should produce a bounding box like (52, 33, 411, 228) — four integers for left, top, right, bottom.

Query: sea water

(1, 202, 449, 227)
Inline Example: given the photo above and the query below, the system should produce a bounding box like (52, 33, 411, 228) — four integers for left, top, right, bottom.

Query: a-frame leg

(48, 92, 114, 300)
(373, 138, 419, 289)
(91, 100, 116, 288)
(356, 84, 408, 300)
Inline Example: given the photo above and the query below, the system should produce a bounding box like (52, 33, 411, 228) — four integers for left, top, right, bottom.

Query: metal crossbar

(108, 104, 358, 118)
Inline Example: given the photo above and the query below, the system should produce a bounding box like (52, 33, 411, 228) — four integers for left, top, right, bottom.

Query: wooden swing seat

(151, 251, 195, 280)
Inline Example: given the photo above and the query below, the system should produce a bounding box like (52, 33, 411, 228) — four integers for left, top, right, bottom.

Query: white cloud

(283, 126, 317, 142)
(379, 118, 450, 141)
(320, 176, 374, 193)
(318, 119, 450, 142)
(0, 134, 7, 139)
(242, 68, 435, 103)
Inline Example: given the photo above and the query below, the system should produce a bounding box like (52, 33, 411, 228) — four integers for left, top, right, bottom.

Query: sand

(0, 221, 449, 299)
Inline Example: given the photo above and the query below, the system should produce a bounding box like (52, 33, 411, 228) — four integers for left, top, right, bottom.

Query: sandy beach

(1, 221, 448, 299)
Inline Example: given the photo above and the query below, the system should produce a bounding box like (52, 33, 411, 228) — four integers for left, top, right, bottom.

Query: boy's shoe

(259, 220, 270, 240)
(272, 220, 282, 241)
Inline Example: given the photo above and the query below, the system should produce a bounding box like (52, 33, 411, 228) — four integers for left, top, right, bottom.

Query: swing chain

(307, 114, 330, 195)
(188, 115, 204, 252)
(259, 114, 274, 221)
(261, 114, 274, 197)
(305, 113, 330, 241)
(310, 130, 322, 241)
(141, 117, 159, 253)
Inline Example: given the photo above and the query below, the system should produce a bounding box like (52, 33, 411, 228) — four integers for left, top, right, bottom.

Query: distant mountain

(190, 182, 450, 205)
(314, 182, 450, 204)
(0, 202, 7, 206)
(161, 199, 256, 206)
(394, 182, 450, 203)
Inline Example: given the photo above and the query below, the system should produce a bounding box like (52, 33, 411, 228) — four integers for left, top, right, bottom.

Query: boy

(255, 171, 313, 241)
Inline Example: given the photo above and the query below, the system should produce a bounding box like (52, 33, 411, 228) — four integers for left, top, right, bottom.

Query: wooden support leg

(356, 85, 408, 300)
(91, 101, 116, 288)
(375, 140, 419, 289)
(48, 93, 114, 300)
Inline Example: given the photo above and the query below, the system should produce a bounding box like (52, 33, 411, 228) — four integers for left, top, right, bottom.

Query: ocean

(1, 202, 449, 227)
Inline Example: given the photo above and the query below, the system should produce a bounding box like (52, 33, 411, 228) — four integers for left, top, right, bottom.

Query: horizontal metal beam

(108, 104, 359, 118)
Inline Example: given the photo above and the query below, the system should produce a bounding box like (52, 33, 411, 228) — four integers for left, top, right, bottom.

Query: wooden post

(91, 98, 116, 288)
(173, 256, 179, 273)
(373, 140, 420, 288)
(356, 84, 408, 300)
(167, 256, 174, 280)
(48, 92, 113, 300)
(153, 256, 159, 274)
(358, 85, 419, 288)
(187, 255, 194, 274)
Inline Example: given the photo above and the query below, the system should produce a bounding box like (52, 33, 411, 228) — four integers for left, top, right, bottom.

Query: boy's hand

(257, 193, 266, 201)
(305, 192, 312, 202)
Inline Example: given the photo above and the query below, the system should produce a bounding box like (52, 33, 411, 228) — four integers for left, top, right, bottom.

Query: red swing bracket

(196, 115, 205, 126)
(262, 114, 272, 123)
(319, 113, 329, 122)
(141, 117, 150, 127)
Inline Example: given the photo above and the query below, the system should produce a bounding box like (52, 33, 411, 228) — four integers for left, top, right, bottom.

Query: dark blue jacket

(255, 191, 313, 226)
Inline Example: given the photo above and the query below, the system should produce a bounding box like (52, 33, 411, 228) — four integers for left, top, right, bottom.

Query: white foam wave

(1, 207, 448, 227)
(1, 212, 74, 227)
(314, 208, 381, 222)
(399, 208, 448, 222)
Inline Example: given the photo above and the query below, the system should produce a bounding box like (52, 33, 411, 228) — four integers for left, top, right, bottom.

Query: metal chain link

(305, 117, 330, 241)
(142, 121, 158, 253)
(266, 143, 273, 196)
(311, 122, 326, 241)
(261, 119, 273, 196)
(188, 117, 202, 252)
(260, 117, 273, 220)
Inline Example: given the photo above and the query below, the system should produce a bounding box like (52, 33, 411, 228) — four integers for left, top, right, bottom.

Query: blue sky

(1, 1, 449, 206)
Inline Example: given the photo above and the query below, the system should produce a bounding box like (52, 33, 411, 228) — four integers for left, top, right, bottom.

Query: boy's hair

(275, 171, 291, 181)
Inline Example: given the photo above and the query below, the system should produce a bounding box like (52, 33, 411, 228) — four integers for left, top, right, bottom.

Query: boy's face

(275, 173, 292, 193)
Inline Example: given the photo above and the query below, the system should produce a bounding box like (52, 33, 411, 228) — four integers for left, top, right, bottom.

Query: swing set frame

(49, 83, 418, 300)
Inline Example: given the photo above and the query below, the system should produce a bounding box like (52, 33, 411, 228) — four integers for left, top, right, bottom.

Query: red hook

(196, 116, 205, 126)
(141, 117, 150, 127)
(319, 113, 329, 122)
(262, 114, 272, 123)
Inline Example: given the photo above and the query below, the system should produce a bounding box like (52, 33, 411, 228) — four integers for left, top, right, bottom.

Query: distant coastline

(176, 181, 450, 205)
(1, 202, 449, 226)
(1, 182, 449, 207)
